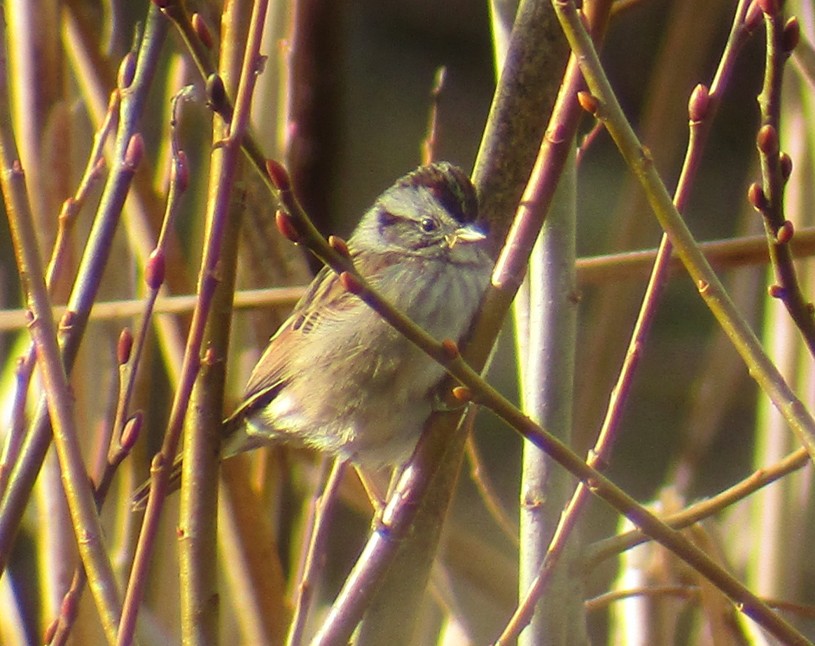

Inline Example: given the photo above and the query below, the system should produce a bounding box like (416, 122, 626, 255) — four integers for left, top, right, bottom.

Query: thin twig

(0, 286, 304, 331)
(548, 4, 813, 639)
(585, 584, 699, 612)
(421, 66, 446, 165)
(587, 583, 815, 619)
(157, 0, 273, 196)
(584, 445, 810, 570)
(9, 221, 815, 334)
(554, 0, 815, 461)
(464, 433, 518, 545)
(63, 0, 193, 379)
(101, 94, 188, 494)
(752, 7, 815, 354)
(574, 226, 815, 286)
(287, 460, 346, 646)
(178, 1, 254, 640)
(0, 89, 116, 499)
(515, 145, 579, 642)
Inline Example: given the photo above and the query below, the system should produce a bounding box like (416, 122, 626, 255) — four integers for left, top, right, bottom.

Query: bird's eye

(420, 217, 438, 233)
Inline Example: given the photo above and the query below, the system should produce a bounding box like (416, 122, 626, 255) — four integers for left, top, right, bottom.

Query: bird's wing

(228, 265, 360, 424)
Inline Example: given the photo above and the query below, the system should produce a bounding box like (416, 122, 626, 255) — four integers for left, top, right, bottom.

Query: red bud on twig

(688, 84, 710, 123)
(768, 284, 786, 299)
(745, 1, 764, 31)
(776, 220, 794, 244)
(145, 249, 166, 290)
(266, 159, 291, 191)
(757, 124, 779, 156)
(452, 386, 473, 403)
(441, 339, 460, 360)
(783, 17, 800, 54)
(120, 412, 143, 453)
(748, 182, 768, 211)
(191, 13, 215, 49)
(117, 52, 136, 89)
(118, 328, 134, 365)
(757, 0, 780, 16)
(577, 91, 600, 116)
(275, 210, 300, 243)
(329, 235, 350, 258)
(205, 74, 229, 118)
(339, 271, 363, 295)
(779, 153, 793, 181)
(124, 134, 144, 170)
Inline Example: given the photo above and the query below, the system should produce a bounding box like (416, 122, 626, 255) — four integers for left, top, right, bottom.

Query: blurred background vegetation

(1, 0, 815, 644)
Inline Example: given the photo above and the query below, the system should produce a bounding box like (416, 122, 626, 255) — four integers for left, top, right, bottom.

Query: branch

(271, 152, 808, 643)
(553, 0, 815, 464)
(117, 1, 271, 643)
(500, 1, 759, 639)
(584, 445, 810, 570)
(154, 0, 273, 196)
(0, 0, 167, 600)
(0, 6, 122, 642)
(751, 6, 815, 353)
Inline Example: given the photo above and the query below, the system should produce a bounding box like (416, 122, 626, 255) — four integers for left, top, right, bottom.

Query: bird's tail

(130, 412, 254, 511)
(130, 453, 183, 511)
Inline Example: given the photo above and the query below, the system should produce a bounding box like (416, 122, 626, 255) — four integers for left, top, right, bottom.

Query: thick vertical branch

(474, 0, 568, 245)
(118, 1, 270, 643)
(518, 153, 583, 645)
(319, 1, 571, 643)
(177, 1, 253, 641)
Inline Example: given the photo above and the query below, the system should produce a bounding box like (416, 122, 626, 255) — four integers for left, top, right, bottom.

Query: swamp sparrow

(133, 162, 491, 506)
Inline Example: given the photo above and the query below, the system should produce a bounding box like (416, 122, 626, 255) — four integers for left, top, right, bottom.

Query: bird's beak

(447, 224, 486, 248)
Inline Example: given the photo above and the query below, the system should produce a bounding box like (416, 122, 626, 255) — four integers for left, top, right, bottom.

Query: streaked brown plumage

(133, 162, 491, 508)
